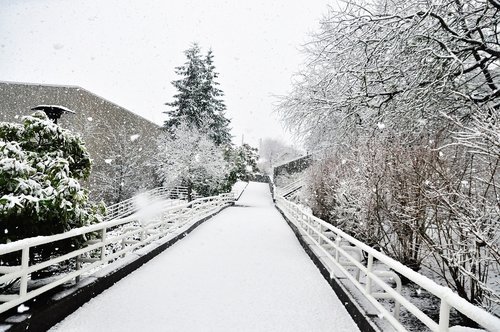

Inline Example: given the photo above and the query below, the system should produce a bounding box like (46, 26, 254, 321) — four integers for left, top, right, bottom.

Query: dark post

(31, 105, 75, 124)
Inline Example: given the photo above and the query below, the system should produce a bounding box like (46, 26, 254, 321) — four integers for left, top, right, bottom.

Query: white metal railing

(275, 195, 500, 332)
(0, 193, 234, 315)
(104, 186, 193, 221)
(276, 178, 304, 197)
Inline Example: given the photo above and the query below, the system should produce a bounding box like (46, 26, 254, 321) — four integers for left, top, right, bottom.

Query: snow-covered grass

(49, 182, 359, 331)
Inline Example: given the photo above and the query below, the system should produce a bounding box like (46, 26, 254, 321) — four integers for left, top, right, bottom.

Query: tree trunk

(187, 181, 193, 202)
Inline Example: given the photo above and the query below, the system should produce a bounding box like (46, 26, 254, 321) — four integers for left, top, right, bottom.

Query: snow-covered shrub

(374, 141, 438, 275)
(418, 143, 500, 309)
(0, 111, 104, 264)
(224, 143, 260, 183)
(304, 149, 385, 250)
(155, 123, 229, 200)
(303, 158, 337, 223)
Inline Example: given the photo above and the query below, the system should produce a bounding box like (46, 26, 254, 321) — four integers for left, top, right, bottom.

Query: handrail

(275, 195, 500, 332)
(0, 192, 234, 315)
(104, 186, 191, 221)
(276, 178, 304, 197)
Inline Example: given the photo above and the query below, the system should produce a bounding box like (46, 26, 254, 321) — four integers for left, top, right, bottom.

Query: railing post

(394, 275, 401, 320)
(141, 226, 147, 243)
(438, 300, 450, 332)
(365, 253, 373, 295)
(319, 224, 324, 245)
(20, 248, 29, 297)
(335, 236, 341, 262)
(75, 255, 81, 283)
(294, 205, 299, 225)
(120, 237, 127, 258)
(100, 229, 107, 261)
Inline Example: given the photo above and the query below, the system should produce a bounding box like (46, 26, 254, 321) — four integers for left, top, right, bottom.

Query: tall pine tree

(164, 44, 231, 146)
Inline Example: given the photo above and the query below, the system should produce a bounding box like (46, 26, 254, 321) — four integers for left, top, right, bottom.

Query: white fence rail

(275, 178, 304, 198)
(0, 193, 234, 315)
(275, 195, 500, 332)
(104, 186, 194, 221)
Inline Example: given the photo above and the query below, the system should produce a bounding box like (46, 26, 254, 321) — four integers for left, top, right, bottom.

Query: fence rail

(275, 178, 304, 198)
(0, 192, 234, 316)
(275, 195, 500, 332)
(104, 186, 198, 221)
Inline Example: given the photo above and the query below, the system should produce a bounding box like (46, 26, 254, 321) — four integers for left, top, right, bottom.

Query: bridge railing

(104, 186, 192, 221)
(275, 195, 500, 332)
(0, 192, 234, 316)
(275, 178, 304, 198)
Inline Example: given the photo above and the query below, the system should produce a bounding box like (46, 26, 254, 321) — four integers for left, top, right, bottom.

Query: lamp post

(31, 105, 75, 124)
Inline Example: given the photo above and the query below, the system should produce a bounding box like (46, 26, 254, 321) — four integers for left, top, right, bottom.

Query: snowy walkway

(50, 182, 359, 331)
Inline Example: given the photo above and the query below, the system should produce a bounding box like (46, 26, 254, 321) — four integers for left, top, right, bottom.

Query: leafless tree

(278, 0, 500, 311)
(91, 122, 158, 204)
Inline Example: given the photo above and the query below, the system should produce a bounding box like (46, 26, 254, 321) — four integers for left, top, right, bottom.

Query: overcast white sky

(0, 0, 335, 147)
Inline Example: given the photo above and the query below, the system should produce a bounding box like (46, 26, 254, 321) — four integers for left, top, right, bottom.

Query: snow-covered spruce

(164, 43, 231, 147)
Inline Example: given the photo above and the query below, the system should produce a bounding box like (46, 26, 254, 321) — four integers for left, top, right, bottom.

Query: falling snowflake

(130, 134, 140, 142)
(87, 117, 93, 122)
(104, 159, 112, 164)
(377, 122, 385, 130)
(17, 304, 29, 313)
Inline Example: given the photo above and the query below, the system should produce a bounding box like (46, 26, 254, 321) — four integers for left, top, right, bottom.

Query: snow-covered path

(50, 182, 359, 331)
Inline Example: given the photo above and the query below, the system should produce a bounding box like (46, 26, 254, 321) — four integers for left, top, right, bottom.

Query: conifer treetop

(164, 43, 232, 146)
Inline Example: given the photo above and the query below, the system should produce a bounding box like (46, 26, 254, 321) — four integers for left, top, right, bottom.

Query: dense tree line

(279, 0, 500, 313)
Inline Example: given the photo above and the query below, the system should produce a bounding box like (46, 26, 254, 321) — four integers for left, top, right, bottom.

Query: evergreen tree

(164, 44, 231, 146)
(0, 111, 104, 264)
(202, 50, 231, 146)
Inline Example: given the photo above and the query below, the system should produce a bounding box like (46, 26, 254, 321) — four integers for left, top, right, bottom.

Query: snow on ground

(231, 180, 248, 199)
(50, 182, 359, 332)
